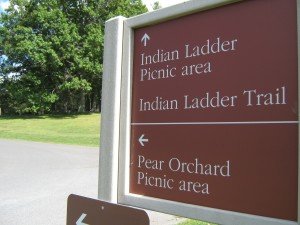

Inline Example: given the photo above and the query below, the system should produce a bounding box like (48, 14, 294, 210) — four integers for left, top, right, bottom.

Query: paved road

(0, 139, 185, 225)
(0, 139, 99, 225)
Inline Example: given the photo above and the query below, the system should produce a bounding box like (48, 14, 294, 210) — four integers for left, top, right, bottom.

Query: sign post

(100, 0, 300, 225)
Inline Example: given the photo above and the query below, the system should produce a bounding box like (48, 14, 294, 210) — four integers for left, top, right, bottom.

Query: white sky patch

(142, 0, 189, 10)
(0, 0, 9, 11)
(158, 0, 190, 7)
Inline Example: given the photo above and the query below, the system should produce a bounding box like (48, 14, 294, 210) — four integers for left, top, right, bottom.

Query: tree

(0, 0, 147, 115)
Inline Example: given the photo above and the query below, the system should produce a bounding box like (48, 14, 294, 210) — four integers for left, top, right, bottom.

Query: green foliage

(100, 0, 147, 19)
(0, 0, 147, 115)
(60, 77, 92, 92)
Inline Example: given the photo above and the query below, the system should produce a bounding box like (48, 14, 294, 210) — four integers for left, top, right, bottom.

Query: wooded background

(0, 0, 155, 115)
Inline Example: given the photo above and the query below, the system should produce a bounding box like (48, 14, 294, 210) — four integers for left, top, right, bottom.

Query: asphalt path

(0, 139, 99, 225)
(0, 139, 185, 225)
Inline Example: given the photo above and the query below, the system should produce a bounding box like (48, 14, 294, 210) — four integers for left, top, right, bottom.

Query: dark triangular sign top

(67, 194, 149, 225)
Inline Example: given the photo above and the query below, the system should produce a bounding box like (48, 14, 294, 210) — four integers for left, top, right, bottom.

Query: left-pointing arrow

(139, 134, 149, 147)
(76, 213, 89, 225)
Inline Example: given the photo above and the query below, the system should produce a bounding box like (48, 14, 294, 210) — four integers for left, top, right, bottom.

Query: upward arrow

(76, 213, 89, 225)
(141, 33, 150, 46)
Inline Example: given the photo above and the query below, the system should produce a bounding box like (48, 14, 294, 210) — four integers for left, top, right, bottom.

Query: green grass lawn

(0, 113, 100, 147)
(178, 220, 217, 225)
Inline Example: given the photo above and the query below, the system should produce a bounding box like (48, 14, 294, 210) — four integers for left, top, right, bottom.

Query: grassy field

(0, 113, 100, 147)
(179, 220, 217, 225)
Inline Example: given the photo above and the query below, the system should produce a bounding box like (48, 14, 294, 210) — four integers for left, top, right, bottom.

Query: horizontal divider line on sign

(131, 121, 299, 126)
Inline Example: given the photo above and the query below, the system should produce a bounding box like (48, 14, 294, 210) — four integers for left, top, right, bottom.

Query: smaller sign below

(67, 194, 149, 225)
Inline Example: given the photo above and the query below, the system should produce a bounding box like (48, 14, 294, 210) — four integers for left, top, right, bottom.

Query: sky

(142, 0, 189, 10)
(0, 0, 189, 13)
(0, 0, 9, 13)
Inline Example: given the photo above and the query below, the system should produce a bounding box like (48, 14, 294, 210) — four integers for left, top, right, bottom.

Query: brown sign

(67, 194, 149, 225)
(130, 0, 298, 222)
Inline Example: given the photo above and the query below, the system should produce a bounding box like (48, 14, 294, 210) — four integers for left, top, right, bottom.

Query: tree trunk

(78, 91, 85, 113)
